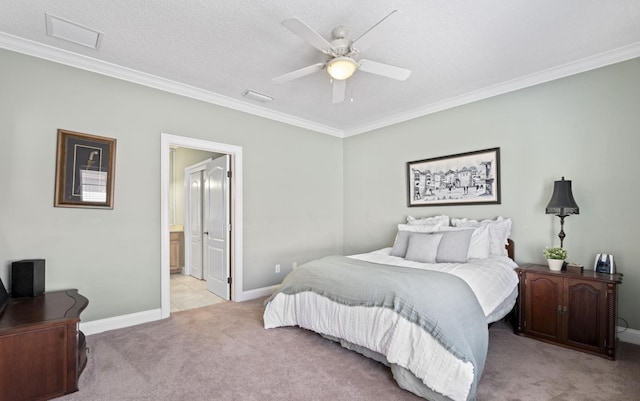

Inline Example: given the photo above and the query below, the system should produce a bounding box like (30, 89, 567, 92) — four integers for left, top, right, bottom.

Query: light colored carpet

(60, 298, 640, 401)
(479, 321, 640, 401)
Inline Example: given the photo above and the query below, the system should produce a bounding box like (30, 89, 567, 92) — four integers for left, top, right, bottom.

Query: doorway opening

(171, 152, 228, 312)
(160, 133, 244, 319)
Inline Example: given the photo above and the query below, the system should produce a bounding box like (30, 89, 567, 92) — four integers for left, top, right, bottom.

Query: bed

(263, 216, 518, 401)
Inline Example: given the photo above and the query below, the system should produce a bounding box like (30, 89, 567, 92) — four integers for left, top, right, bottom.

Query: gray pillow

(405, 233, 444, 263)
(436, 229, 473, 263)
(390, 231, 412, 257)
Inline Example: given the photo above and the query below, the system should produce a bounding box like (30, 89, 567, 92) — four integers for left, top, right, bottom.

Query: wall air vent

(242, 90, 273, 103)
(45, 13, 103, 50)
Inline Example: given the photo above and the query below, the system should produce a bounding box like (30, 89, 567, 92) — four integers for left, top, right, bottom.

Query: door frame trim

(160, 133, 243, 319)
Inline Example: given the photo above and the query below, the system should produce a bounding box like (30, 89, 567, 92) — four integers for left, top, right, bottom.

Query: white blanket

(264, 251, 519, 401)
(265, 291, 475, 401)
(348, 248, 518, 318)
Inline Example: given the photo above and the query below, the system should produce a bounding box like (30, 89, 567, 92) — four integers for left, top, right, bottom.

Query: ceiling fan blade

(282, 18, 334, 53)
(358, 59, 411, 81)
(332, 79, 346, 103)
(351, 10, 399, 53)
(272, 63, 325, 84)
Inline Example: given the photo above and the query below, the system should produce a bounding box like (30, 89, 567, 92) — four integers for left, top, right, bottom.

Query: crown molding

(2, 32, 639, 140)
(0, 32, 344, 138)
(343, 41, 640, 137)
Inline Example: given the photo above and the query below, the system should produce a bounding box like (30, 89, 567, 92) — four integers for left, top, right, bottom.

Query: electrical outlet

(275, 264, 280, 273)
(292, 261, 298, 270)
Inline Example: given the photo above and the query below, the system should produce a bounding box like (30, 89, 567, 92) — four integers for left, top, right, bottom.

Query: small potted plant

(544, 246, 567, 271)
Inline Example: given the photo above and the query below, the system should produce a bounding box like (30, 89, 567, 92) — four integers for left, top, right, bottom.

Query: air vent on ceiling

(243, 90, 273, 103)
(45, 13, 103, 50)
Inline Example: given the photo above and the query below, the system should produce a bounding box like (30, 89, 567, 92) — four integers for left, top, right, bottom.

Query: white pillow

(439, 225, 491, 259)
(407, 215, 450, 227)
(405, 233, 444, 263)
(398, 223, 443, 232)
(451, 216, 512, 256)
(390, 223, 442, 257)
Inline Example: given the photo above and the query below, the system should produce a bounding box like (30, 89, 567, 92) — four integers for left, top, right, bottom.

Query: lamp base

(557, 215, 567, 248)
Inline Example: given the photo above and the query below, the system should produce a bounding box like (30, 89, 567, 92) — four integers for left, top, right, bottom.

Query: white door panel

(203, 155, 230, 299)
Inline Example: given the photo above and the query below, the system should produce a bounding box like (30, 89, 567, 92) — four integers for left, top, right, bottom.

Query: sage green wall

(343, 58, 640, 330)
(3, 46, 638, 330)
(0, 49, 343, 321)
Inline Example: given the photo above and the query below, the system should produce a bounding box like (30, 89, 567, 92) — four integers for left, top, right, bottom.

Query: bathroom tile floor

(170, 273, 227, 313)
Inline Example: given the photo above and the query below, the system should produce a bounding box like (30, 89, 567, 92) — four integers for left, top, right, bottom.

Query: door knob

(203, 231, 209, 235)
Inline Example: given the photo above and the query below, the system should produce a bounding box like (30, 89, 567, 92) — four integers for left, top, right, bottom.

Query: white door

(203, 155, 231, 299)
(188, 171, 203, 279)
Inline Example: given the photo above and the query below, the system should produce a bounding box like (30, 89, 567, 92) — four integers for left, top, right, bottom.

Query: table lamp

(545, 177, 579, 248)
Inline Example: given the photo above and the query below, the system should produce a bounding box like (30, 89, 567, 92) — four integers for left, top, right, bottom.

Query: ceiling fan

(272, 10, 412, 103)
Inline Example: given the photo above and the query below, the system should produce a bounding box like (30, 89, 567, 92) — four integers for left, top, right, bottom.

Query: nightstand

(514, 264, 622, 359)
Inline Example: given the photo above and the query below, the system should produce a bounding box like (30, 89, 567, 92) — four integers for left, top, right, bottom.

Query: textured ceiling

(1, 1, 640, 137)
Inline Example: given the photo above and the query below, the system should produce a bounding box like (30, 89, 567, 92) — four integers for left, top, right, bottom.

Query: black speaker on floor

(11, 259, 45, 297)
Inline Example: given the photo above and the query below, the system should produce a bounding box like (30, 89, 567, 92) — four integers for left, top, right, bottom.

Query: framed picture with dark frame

(407, 147, 500, 207)
(54, 129, 117, 209)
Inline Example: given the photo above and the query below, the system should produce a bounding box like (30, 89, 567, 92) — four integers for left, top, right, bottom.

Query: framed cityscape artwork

(407, 147, 500, 207)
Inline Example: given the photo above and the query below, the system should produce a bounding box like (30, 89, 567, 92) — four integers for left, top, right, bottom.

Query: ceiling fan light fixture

(327, 57, 357, 80)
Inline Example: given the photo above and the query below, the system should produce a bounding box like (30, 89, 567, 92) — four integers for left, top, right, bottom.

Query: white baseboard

(235, 284, 278, 302)
(77, 304, 640, 347)
(79, 285, 278, 335)
(618, 326, 640, 345)
(80, 308, 163, 336)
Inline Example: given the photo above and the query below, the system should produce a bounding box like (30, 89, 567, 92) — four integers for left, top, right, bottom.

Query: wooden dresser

(514, 264, 622, 359)
(0, 289, 89, 401)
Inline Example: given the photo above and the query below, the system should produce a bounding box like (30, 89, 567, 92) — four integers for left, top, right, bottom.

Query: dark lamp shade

(545, 177, 579, 216)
